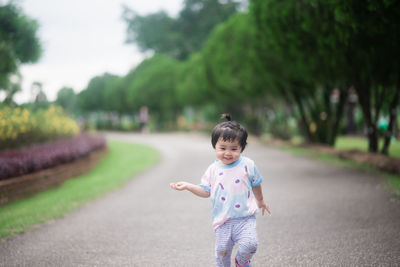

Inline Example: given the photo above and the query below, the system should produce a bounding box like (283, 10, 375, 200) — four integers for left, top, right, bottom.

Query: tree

(251, 0, 400, 153)
(0, 2, 41, 102)
(122, 0, 240, 60)
(251, 0, 349, 145)
(56, 87, 77, 113)
(124, 54, 182, 129)
(201, 13, 270, 101)
(200, 12, 274, 133)
(78, 73, 120, 112)
(333, 0, 400, 153)
(102, 76, 127, 114)
(122, 11, 179, 57)
(177, 52, 211, 107)
(30, 81, 47, 103)
(2, 73, 21, 105)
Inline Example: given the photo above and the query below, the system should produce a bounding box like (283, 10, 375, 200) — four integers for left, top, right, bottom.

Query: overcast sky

(15, 0, 183, 103)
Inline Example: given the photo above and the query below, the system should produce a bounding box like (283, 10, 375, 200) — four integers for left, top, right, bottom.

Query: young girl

(170, 114, 271, 267)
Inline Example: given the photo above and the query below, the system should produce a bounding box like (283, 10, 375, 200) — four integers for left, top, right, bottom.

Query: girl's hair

(211, 113, 248, 151)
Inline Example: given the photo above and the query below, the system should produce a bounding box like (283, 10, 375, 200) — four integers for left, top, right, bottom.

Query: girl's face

(215, 138, 242, 165)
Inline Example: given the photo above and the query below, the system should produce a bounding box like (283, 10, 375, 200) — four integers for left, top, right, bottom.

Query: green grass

(281, 145, 400, 197)
(0, 140, 159, 239)
(335, 136, 400, 159)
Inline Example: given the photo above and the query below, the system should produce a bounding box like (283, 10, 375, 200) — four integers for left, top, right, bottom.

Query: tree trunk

(354, 81, 379, 152)
(381, 85, 400, 155)
(346, 88, 357, 134)
(331, 87, 349, 145)
(291, 88, 314, 142)
(317, 89, 331, 145)
(368, 126, 379, 152)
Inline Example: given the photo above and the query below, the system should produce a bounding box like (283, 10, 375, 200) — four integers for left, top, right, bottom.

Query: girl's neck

(216, 156, 242, 168)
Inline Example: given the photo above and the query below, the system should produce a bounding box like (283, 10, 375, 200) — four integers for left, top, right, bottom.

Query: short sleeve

(249, 165, 263, 187)
(199, 165, 212, 193)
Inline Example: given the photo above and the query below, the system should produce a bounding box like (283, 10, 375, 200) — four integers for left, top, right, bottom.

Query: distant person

(170, 114, 271, 267)
(139, 106, 148, 133)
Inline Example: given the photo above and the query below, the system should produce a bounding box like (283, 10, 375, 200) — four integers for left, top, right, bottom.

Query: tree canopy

(56, 87, 77, 114)
(251, 0, 400, 150)
(124, 54, 182, 129)
(0, 2, 41, 102)
(77, 73, 120, 112)
(76, 0, 399, 155)
(122, 0, 240, 60)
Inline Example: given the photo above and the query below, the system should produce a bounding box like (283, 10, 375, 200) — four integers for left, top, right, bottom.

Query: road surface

(1, 132, 399, 266)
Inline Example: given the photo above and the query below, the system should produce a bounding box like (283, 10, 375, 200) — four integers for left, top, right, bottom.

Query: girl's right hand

(170, 182, 188, 191)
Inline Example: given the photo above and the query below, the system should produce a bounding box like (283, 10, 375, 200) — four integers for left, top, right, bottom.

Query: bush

(266, 110, 297, 140)
(83, 112, 140, 132)
(0, 133, 106, 180)
(0, 105, 79, 150)
(245, 114, 264, 136)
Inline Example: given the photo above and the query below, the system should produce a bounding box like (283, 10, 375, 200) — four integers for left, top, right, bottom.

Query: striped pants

(215, 215, 258, 267)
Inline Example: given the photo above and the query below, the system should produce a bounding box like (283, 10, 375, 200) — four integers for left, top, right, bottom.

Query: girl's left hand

(257, 200, 271, 216)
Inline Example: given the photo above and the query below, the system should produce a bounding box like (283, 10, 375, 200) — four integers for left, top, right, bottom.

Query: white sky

(15, 0, 183, 103)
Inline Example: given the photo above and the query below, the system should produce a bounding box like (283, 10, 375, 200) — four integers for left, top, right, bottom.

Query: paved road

(1, 132, 399, 266)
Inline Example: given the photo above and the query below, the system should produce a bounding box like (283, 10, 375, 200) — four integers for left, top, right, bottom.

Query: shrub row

(0, 105, 80, 150)
(0, 133, 106, 180)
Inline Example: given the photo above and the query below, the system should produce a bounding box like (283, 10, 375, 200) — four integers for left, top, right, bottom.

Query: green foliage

(177, 52, 211, 107)
(1, 74, 21, 105)
(204, 12, 276, 133)
(75, 0, 398, 153)
(122, 10, 179, 57)
(327, 0, 400, 153)
(56, 87, 77, 114)
(0, 141, 159, 239)
(103, 76, 126, 113)
(122, 0, 240, 60)
(84, 112, 139, 132)
(0, 2, 41, 100)
(250, 0, 400, 148)
(251, 0, 347, 144)
(266, 109, 298, 141)
(78, 73, 121, 112)
(124, 54, 183, 130)
(76, 59, 182, 131)
(202, 13, 269, 103)
(0, 105, 79, 150)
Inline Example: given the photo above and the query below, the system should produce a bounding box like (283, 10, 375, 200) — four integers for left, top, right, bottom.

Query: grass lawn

(0, 140, 159, 239)
(335, 136, 400, 159)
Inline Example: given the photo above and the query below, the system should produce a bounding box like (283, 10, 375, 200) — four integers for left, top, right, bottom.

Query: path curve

(1, 132, 399, 266)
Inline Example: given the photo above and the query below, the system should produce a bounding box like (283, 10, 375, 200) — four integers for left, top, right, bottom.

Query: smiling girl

(170, 114, 271, 267)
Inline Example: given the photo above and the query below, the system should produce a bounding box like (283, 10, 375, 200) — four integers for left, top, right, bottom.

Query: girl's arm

(252, 185, 271, 215)
(170, 182, 210, 198)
